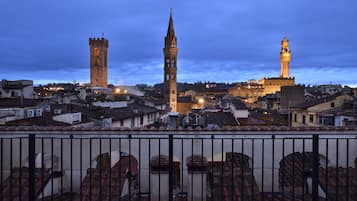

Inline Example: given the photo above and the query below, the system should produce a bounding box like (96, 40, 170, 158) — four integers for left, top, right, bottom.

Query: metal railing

(0, 129, 357, 201)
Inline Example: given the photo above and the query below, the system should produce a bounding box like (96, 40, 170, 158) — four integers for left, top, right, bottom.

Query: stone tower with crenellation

(163, 11, 178, 112)
(89, 36, 109, 88)
(280, 36, 291, 78)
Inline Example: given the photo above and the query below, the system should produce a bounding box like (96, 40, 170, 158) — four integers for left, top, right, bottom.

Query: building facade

(163, 12, 178, 112)
(280, 85, 305, 114)
(0, 80, 34, 99)
(89, 37, 109, 88)
(291, 94, 353, 127)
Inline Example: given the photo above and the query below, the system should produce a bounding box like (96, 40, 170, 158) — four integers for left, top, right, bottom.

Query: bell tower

(163, 11, 178, 112)
(280, 36, 291, 78)
(89, 36, 109, 88)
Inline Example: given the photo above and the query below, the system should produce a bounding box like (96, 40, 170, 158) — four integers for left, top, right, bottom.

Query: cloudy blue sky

(0, 0, 356, 86)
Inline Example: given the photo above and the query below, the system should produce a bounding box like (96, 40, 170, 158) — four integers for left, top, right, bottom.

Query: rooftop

(0, 98, 43, 108)
(293, 93, 343, 109)
(205, 111, 238, 128)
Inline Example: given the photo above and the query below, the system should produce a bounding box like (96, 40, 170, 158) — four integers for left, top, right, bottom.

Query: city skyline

(1, 0, 357, 86)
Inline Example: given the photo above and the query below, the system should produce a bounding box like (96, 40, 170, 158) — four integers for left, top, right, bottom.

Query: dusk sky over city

(1, 0, 357, 86)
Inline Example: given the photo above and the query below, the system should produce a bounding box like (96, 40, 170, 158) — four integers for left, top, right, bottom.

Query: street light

(115, 88, 121, 94)
(198, 98, 205, 104)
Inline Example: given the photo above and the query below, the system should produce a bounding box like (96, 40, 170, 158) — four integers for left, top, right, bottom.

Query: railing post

(28, 134, 36, 201)
(169, 134, 174, 201)
(312, 134, 319, 201)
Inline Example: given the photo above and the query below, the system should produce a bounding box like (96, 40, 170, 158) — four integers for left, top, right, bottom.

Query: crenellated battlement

(89, 37, 109, 47)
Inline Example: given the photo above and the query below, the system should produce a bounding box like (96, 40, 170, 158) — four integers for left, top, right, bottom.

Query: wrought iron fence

(0, 129, 357, 201)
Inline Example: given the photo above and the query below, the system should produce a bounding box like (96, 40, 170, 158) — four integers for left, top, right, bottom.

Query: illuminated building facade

(280, 36, 291, 78)
(258, 35, 295, 94)
(230, 36, 295, 103)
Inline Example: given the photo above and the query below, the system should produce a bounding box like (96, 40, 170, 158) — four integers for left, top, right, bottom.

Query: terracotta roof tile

(1, 126, 357, 132)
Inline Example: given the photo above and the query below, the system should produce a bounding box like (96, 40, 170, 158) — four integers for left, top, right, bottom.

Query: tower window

(94, 48, 100, 66)
(166, 74, 170, 81)
(172, 90, 175, 94)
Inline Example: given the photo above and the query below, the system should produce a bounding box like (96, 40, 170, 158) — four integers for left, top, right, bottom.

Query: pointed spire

(165, 9, 177, 48)
(167, 9, 175, 38)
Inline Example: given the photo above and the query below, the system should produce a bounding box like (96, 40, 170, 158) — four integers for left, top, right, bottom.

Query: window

(294, 114, 297, 122)
(309, 114, 314, 123)
(172, 90, 175, 94)
(120, 120, 124, 127)
(54, 109, 62, 115)
(140, 116, 144, 125)
(36, 109, 42, 117)
(27, 110, 34, 118)
(302, 115, 306, 124)
(131, 118, 135, 128)
(330, 102, 335, 108)
(94, 48, 100, 66)
(166, 74, 170, 81)
(171, 74, 175, 80)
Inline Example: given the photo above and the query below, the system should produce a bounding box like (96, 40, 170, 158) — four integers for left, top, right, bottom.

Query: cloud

(0, 0, 356, 86)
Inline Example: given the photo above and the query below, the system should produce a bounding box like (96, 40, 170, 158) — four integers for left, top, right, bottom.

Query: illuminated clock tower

(89, 36, 109, 88)
(163, 11, 178, 112)
(280, 36, 291, 78)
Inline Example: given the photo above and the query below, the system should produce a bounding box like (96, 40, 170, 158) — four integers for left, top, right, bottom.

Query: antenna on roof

(102, 32, 104, 38)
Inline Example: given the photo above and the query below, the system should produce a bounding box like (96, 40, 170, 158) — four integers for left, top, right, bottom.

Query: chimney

(168, 112, 179, 129)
